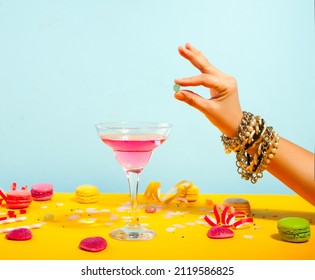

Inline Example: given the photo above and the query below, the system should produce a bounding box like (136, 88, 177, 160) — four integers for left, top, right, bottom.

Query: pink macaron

(31, 183, 54, 201)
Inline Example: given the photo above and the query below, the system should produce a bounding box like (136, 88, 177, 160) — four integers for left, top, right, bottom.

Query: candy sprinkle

(173, 84, 180, 92)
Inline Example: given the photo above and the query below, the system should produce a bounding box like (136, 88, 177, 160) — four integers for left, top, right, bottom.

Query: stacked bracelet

(221, 111, 279, 184)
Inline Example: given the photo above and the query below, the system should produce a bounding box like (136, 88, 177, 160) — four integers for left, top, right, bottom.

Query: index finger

(178, 43, 219, 74)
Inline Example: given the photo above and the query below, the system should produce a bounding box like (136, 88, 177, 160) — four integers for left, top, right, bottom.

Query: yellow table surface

(0, 193, 314, 260)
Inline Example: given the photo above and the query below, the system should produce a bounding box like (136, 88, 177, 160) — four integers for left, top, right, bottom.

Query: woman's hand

(174, 43, 243, 137)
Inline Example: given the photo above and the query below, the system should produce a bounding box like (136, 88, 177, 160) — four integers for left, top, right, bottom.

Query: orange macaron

(223, 197, 251, 217)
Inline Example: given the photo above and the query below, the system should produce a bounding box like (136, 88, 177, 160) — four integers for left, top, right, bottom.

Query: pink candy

(145, 206, 156, 213)
(79, 236, 107, 252)
(6, 228, 33, 241)
(207, 226, 234, 239)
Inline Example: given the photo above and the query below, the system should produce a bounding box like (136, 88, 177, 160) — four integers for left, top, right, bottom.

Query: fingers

(178, 43, 218, 74)
(174, 90, 210, 114)
(174, 73, 222, 90)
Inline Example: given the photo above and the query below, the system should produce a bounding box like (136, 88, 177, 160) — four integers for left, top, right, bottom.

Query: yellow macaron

(76, 185, 99, 204)
(177, 184, 199, 202)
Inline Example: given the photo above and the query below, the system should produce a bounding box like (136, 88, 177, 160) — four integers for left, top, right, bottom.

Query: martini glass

(95, 121, 172, 241)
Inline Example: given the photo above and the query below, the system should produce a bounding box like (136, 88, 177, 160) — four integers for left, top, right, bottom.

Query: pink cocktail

(101, 134, 166, 172)
(96, 122, 172, 241)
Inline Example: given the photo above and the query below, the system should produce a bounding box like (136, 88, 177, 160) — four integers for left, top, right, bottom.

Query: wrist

(219, 110, 243, 138)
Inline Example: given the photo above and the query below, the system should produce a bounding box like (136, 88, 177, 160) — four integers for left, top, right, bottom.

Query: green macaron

(277, 217, 311, 243)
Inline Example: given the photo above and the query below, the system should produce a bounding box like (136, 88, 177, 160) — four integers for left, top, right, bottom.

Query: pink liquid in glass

(101, 134, 166, 172)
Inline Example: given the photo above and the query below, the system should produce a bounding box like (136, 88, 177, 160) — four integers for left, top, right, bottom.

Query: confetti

(195, 220, 208, 226)
(109, 214, 119, 220)
(166, 227, 176, 232)
(85, 208, 96, 213)
(140, 223, 149, 227)
(78, 218, 97, 224)
(67, 215, 80, 220)
(121, 216, 131, 220)
(173, 224, 185, 228)
(44, 214, 55, 221)
(89, 209, 110, 214)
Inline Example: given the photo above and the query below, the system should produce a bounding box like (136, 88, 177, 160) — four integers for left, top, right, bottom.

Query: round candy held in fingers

(173, 84, 180, 92)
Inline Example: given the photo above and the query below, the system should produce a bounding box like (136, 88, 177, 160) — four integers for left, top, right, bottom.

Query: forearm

(267, 137, 315, 206)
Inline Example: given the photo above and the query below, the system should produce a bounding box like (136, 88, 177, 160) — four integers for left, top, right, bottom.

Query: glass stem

(126, 170, 141, 229)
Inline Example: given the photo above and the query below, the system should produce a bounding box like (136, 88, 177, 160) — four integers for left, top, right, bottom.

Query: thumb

(174, 90, 209, 113)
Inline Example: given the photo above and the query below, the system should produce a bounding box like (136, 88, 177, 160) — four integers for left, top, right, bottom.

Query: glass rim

(95, 121, 172, 130)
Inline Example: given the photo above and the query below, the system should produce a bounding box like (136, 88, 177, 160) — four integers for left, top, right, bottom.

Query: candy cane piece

(0, 216, 27, 225)
(233, 217, 254, 229)
(204, 215, 218, 227)
(0, 188, 7, 202)
(0, 222, 46, 234)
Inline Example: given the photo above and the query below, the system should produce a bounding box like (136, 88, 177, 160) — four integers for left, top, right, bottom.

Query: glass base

(110, 226, 156, 241)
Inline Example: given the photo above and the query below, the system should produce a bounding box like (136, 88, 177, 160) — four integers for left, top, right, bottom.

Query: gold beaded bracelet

(221, 111, 279, 184)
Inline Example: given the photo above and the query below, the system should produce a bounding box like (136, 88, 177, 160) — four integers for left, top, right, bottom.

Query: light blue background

(0, 0, 314, 195)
